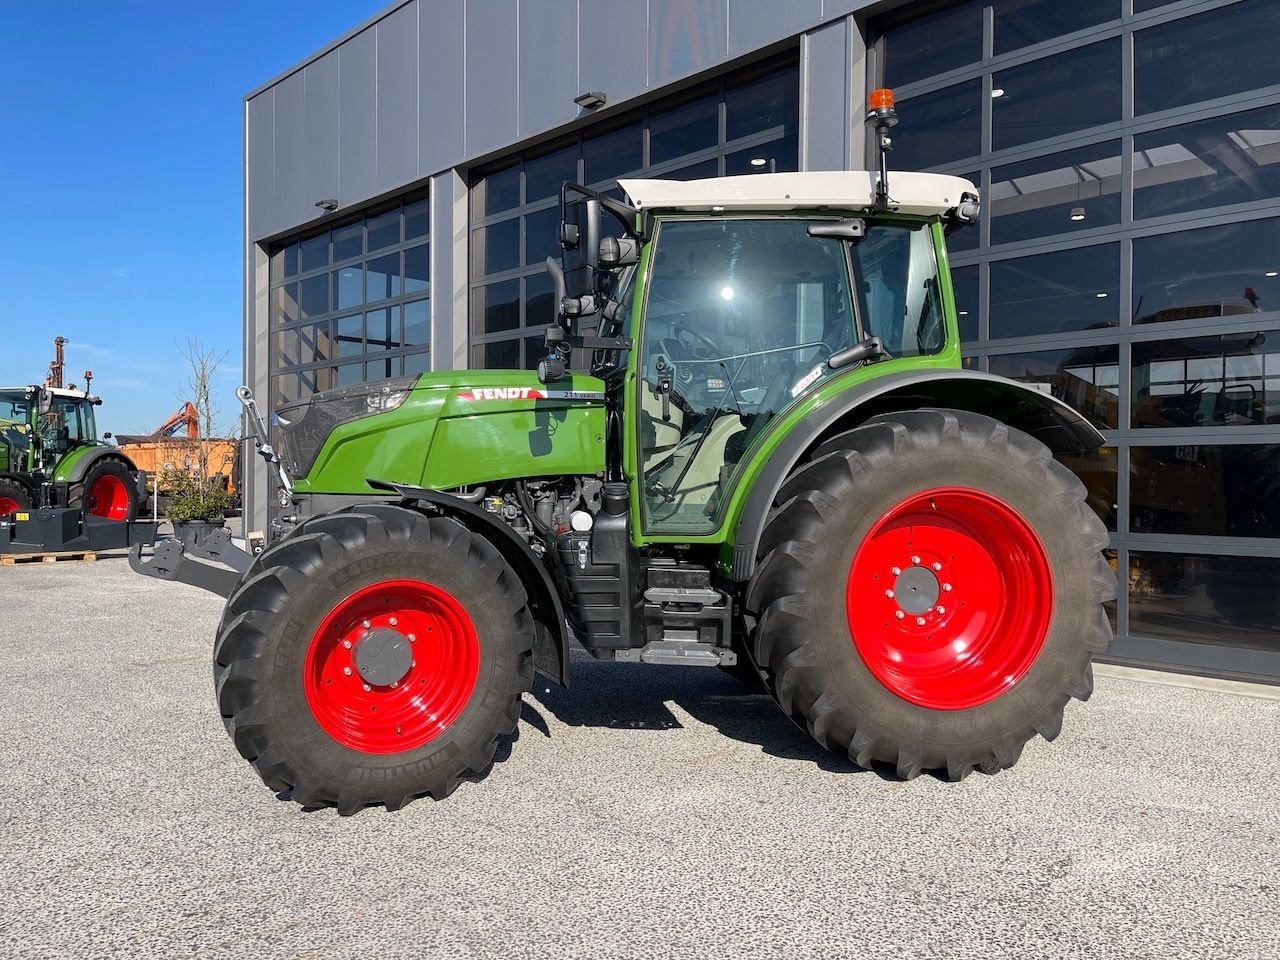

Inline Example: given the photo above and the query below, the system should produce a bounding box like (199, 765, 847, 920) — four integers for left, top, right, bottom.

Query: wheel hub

(353, 627, 414, 687)
(892, 564, 940, 615)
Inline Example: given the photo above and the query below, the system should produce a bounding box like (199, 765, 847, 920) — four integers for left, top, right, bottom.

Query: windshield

(0, 391, 30, 425)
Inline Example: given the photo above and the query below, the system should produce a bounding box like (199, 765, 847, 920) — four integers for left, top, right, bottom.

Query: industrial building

(243, 0, 1280, 682)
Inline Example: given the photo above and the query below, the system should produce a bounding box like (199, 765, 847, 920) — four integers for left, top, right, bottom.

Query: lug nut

(933, 562, 943, 571)
(342, 639, 352, 649)
(911, 555, 921, 565)
(916, 617, 926, 626)
(885, 589, 895, 599)
(407, 633, 416, 643)
(891, 566, 901, 576)
(362, 684, 371, 692)
(936, 606, 945, 615)
(389, 617, 398, 627)
(943, 583, 953, 592)
(895, 611, 905, 620)
(361, 619, 371, 629)
(342, 666, 352, 676)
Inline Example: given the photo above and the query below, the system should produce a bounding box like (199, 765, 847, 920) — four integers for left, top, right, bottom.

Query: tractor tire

(73, 458, 139, 521)
(213, 504, 536, 814)
(745, 408, 1114, 781)
(0, 478, 32, 516)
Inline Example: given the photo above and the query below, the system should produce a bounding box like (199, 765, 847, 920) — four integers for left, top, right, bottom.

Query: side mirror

(599, 236, 639, 268)
(37, 388, 52, 416)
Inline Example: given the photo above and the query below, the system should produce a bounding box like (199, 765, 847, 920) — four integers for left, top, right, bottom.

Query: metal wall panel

(649, 0, 727, 88)
(517, 0, 579, 137)
(377, 3, 420, 191)
(338, 27, 378, 211)
(272, 72, 307, 235)
(303, 53, 341, 210)
(418, 0, 467, 178)
(465, 0, 519, 157)
(802, 17, 853, 171)
(578, 1, 648, 107)
(246, 93, 274, 240)
(821, 0, 866, 17)
(729, 0, 822, 56)
(430, 169, 470, 370)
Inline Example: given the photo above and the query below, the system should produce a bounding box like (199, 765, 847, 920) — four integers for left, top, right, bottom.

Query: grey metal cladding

(821, 0, 866, 17)
(579, 1, 647, 106)
(246, 93, 274, 239)
(518, 0, 579, 138)
(465, 0, 519, 157)
(339, 27, 378, 209)
(418, 0, 466, 177)
(729, 0, 822, 57)
(649, 0, 727, 88)
(303, 52, 341, 210)
(272, 72, 307, 234)
(377, 3, 419, 191)
(802, 17, 852, 171)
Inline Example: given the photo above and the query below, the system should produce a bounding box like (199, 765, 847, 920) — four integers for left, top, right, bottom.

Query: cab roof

(618, 170, 978, 218)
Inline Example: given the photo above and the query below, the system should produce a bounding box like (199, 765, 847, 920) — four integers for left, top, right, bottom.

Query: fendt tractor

(135, 91, 1114, 814)
(1, 338, 144, 524)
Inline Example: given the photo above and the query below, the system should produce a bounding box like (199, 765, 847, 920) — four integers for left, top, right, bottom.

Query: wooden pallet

(0, 550, 98, 566)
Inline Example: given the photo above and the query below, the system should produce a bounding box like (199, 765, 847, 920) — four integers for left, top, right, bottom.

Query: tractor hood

(279, 371, 607, 495)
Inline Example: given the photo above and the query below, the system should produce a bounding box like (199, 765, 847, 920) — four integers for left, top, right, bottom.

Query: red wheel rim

(87, 474, 130, 520)
(303, 579, 480, 754)
(0, 497, 21, 516)
(845, 487, 1053, 710)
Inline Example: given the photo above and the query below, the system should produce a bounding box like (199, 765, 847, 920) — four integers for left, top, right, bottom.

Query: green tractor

(0, 381, 143, 522)
(137, 93, 1113, 814)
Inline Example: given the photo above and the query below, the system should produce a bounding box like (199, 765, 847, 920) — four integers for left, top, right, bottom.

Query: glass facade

(267, 193, 431, 407)
(873, 0, 1280, 678)
(468, 58, 799, 370)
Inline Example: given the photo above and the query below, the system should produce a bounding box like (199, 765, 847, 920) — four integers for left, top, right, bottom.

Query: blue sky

(0, 0, 387, 433)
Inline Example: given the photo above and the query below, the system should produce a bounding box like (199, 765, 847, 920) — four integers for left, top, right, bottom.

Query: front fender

(730, 369, 1106, 580)
(54, 445, 137, 484)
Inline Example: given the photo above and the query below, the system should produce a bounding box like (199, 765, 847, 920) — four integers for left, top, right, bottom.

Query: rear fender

(56, 445, 138, 485)
(731, 369, 1106, 580)
(368, 480, 570, 687)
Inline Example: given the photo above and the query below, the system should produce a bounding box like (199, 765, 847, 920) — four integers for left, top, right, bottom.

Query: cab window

(850, 222, 946, 357)
(637, 217, 855, 534)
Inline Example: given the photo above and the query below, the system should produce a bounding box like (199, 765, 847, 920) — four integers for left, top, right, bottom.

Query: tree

(170, 338, 232, 520)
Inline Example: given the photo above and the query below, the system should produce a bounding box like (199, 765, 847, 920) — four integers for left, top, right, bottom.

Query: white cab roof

(618, 170, 978, 217)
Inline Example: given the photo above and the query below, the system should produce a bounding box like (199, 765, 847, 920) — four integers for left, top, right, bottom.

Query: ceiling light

(1096, 292, 1109, 299)
(959, 311, 969, 316)
(1267, 271, 1279, 278)
(1070, 206, 1086, 221)
(750, 157, 767, 167)
(720, 285, 735, 301)
(991, 87, 1005, 98)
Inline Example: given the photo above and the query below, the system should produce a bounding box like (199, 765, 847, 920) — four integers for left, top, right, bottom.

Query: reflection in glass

(952, 265, 978, 344)
(472, 218, 520, 277)
(892, 80, 982, 170)
(524, 336, 545, 370)
(1058, 446, 1118, 530)
(366, 207, 400, 252)
(334, 315, 363, 358)
(1133, 218, 1280, 325)
(274, 283, 299, 325)
(272, 373, 299, 407)
(993, 0, 1118, 55)
(300, 233, 329, 272)
(989, 345, 1120, 429)
(334, 267, 362, 310)
(1135, 0, 1280, 116)
(475, 164, 521, 218)
(366, 308, 396, 351)
(525, 272, 555, 329)
(584, 124, 643, 184)
(882, 0, 983, 88)
(1134, 104, 1280, 220)
(992, 39, 1121, 152)
(990, 141, 1122, 245)
(366, 357, 394, 382)
(337, 362, 364, 388)
(404, 351, 431, 376)
(524, 207, 562, 267)
(472, 280, 520, 335)
(1129, 552, 1280, 652)
(332, 220, 363, 262)
(525, 144, 579, 204)
(948, 173, 981, 252)
(649, 94, 718, 165)
(662, 158, 719, 182)
(1132, 330, 1280, 428)
(990, 243, 1119, 338)
(725, 67, 797, 142)
(301, 322, 330, 364)
(299, 274, 329, 319)
(404, 243, 429, 294)
(272, 328, 301, 370)
(367, 253, 400, 302)
(271, 244, 298, 282)
(405, 198, 429, 239)
(725, 135, 798, 176)
(472, 340, 520, 369)
(1132, 444, 1280, 538)
(403, 299, 430, 348)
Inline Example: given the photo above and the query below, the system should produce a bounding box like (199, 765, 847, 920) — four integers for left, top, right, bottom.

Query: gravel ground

(1, 558, 1277, 960)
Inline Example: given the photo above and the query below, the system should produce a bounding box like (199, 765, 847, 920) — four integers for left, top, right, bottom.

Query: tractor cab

(0, 385, 100, 473)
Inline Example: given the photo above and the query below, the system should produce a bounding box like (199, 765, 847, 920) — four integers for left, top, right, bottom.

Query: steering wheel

(671, 320, 720, 360)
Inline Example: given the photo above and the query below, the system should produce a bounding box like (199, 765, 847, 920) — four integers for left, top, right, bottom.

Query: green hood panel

(295, 371, 607, 494)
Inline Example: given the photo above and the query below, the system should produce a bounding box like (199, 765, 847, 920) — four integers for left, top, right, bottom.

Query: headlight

(275, 375, 419, 479)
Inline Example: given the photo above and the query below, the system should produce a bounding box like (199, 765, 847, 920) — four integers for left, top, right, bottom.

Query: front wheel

(0, 478, 32, 517)
(746, 409, 1114, 780)
(74, 458, 139, 521)
(213, 504, 535, 814)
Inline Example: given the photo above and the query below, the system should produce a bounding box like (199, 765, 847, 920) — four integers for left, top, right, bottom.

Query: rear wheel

(213, 504, 535, 814)
(746, 409, 1114, 780)
(74, 459, 138, 521)
(0, 478, 32, 517)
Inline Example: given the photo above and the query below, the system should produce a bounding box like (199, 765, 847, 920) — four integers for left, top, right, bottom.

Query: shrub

(164, 468, 232, 523)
